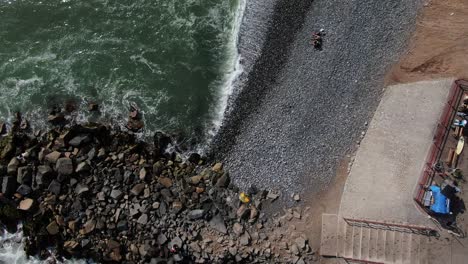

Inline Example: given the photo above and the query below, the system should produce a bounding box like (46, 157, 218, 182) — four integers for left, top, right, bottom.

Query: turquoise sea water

(0, 0, 243, 144)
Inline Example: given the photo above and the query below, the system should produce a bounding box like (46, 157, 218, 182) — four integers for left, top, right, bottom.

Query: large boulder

(17, 166, 32, 185)
(55, 158, 73, 176)
(1, 176, 16, 197)
(7, 158, 19, 176)
(45, 151, 62, 163)
(153, 132, 171, 154)
(68, 135, 91, 147)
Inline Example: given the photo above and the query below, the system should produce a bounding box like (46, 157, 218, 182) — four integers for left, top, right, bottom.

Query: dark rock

(237, 204, 250, 219)
(239, 233, 250, 246)
(7, 158, 19, 176)
(117, 220, 128, 231)
(17, 166, 32, 185)
(137, 214, 148, 225)
(130, 183, 145, 196)
(47, 113, 65, 124)
(75, 162, 90, 173)
(188, 209, 205, 220)
(215, 172, 230, 188)
(80, 219, 96, 235)
(46, 221, 59, 235)
(0, 122, 6, 135)
(157, 233, 168, 245)
(74, 183, 89, 195)
(110, 189, 123, 200)
(45, 151, 62, 163)
(208, 214, 227, 234)
(126, 119, 144, 132)
(153, 132, 171, 154)
(233, 223, 244, 236)
(37, 165, 53, 177)
(188, 153, 201, 164)
(2, 176, 17, 197)
(168, 237, 183, 249)
(48, 180, 61, 195)
(16, 184, 32, 196)
(68, 135, 91, 147)
(55, 158, 73, 176)
(160, 189, 173, 202)
(88, 103, 99, 112)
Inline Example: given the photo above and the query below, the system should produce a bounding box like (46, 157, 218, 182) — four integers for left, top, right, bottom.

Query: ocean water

(0, 0, 244, 145)
(0, 0, 245, 262)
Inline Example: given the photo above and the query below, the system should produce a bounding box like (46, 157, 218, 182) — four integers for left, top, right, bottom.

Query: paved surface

(212, 0, 424, 200)
(339, 79, 453, 226)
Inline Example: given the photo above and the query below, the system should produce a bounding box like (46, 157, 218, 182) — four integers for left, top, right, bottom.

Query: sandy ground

(387, 0, 468, 84)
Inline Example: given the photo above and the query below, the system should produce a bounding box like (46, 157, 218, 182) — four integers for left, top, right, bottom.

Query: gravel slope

(212, 0, 423, 200)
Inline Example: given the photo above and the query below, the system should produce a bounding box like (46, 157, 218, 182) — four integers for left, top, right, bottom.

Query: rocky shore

(0, 107, 315, 263)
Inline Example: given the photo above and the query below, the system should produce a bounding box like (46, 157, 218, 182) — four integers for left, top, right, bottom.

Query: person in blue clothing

(429, 185, 450, 214)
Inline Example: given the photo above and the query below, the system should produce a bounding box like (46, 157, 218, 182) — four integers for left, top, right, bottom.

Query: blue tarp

(430, 185, 449, 214)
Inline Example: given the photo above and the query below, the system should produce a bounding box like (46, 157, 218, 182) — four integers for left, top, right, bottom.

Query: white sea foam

(203, 0, 246, 148)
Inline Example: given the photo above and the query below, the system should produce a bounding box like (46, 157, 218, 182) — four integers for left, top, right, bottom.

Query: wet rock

(1, 176, 16, 197)
(45, 151, 62, 164)
(48, 112, 65, 124)
(188, 209, 205, 220)
(16, 184, 32, 196)
(46, 221, 59, 235)
(88, 103, 99, 112)
(64, 241, 79, 254)
(188, 153, 201, 164)
(209, 214, 227, 234)
(18, 198, 34, 211)
(117, 220, 128, 231)
(130, 183, 145, 196)
(17, 166, 32, 185)
(126, 119, 144, 132)
(55, 158, 73, 176)
(153, 131, 171, 154)
(68, 135, 91, 147)
(7, 158, 19, 176)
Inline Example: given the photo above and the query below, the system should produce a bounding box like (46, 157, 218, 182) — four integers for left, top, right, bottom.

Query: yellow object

(239, 192, 250, 203)
(456, 136, 465, 155)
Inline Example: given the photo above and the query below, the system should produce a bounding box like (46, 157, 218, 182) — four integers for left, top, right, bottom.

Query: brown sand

(387, 0, 468, 84)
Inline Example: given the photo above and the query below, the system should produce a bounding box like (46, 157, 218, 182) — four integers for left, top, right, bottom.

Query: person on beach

(312, 29, 324, 49)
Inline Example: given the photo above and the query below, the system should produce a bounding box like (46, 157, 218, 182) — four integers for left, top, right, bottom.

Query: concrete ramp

(339, 79, 454, 226)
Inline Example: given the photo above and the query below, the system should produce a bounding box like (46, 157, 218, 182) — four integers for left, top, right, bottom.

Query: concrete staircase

(321, 214, 447, 264)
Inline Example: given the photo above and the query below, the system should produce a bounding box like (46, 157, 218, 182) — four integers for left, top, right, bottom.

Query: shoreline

(213, 0, 425, 201)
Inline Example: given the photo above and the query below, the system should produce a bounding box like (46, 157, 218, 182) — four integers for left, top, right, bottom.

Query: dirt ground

(387, 0, 468, 84)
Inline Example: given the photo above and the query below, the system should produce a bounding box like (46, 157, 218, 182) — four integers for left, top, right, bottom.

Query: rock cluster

(0, 112, 315, 263)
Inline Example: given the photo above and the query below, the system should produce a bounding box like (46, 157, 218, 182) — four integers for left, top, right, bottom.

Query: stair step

(419, 235, 429, 264)
(394, 232, 403, 263)
(385, 230, 395, 263)
(320, 214, 338, 256)
(401, 233, 411, 264)
(368, 228, 379, 261)
(409, 234, 421, 264)
(376, 229, 387, 261)
(352, 226, 362, 259)
(344, 221, 354, 258)
(337, 217, 347, 257)
(360, 227, 370, 260)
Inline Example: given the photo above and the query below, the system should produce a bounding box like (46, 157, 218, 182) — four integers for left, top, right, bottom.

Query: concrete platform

(339, 79, 454, 226)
